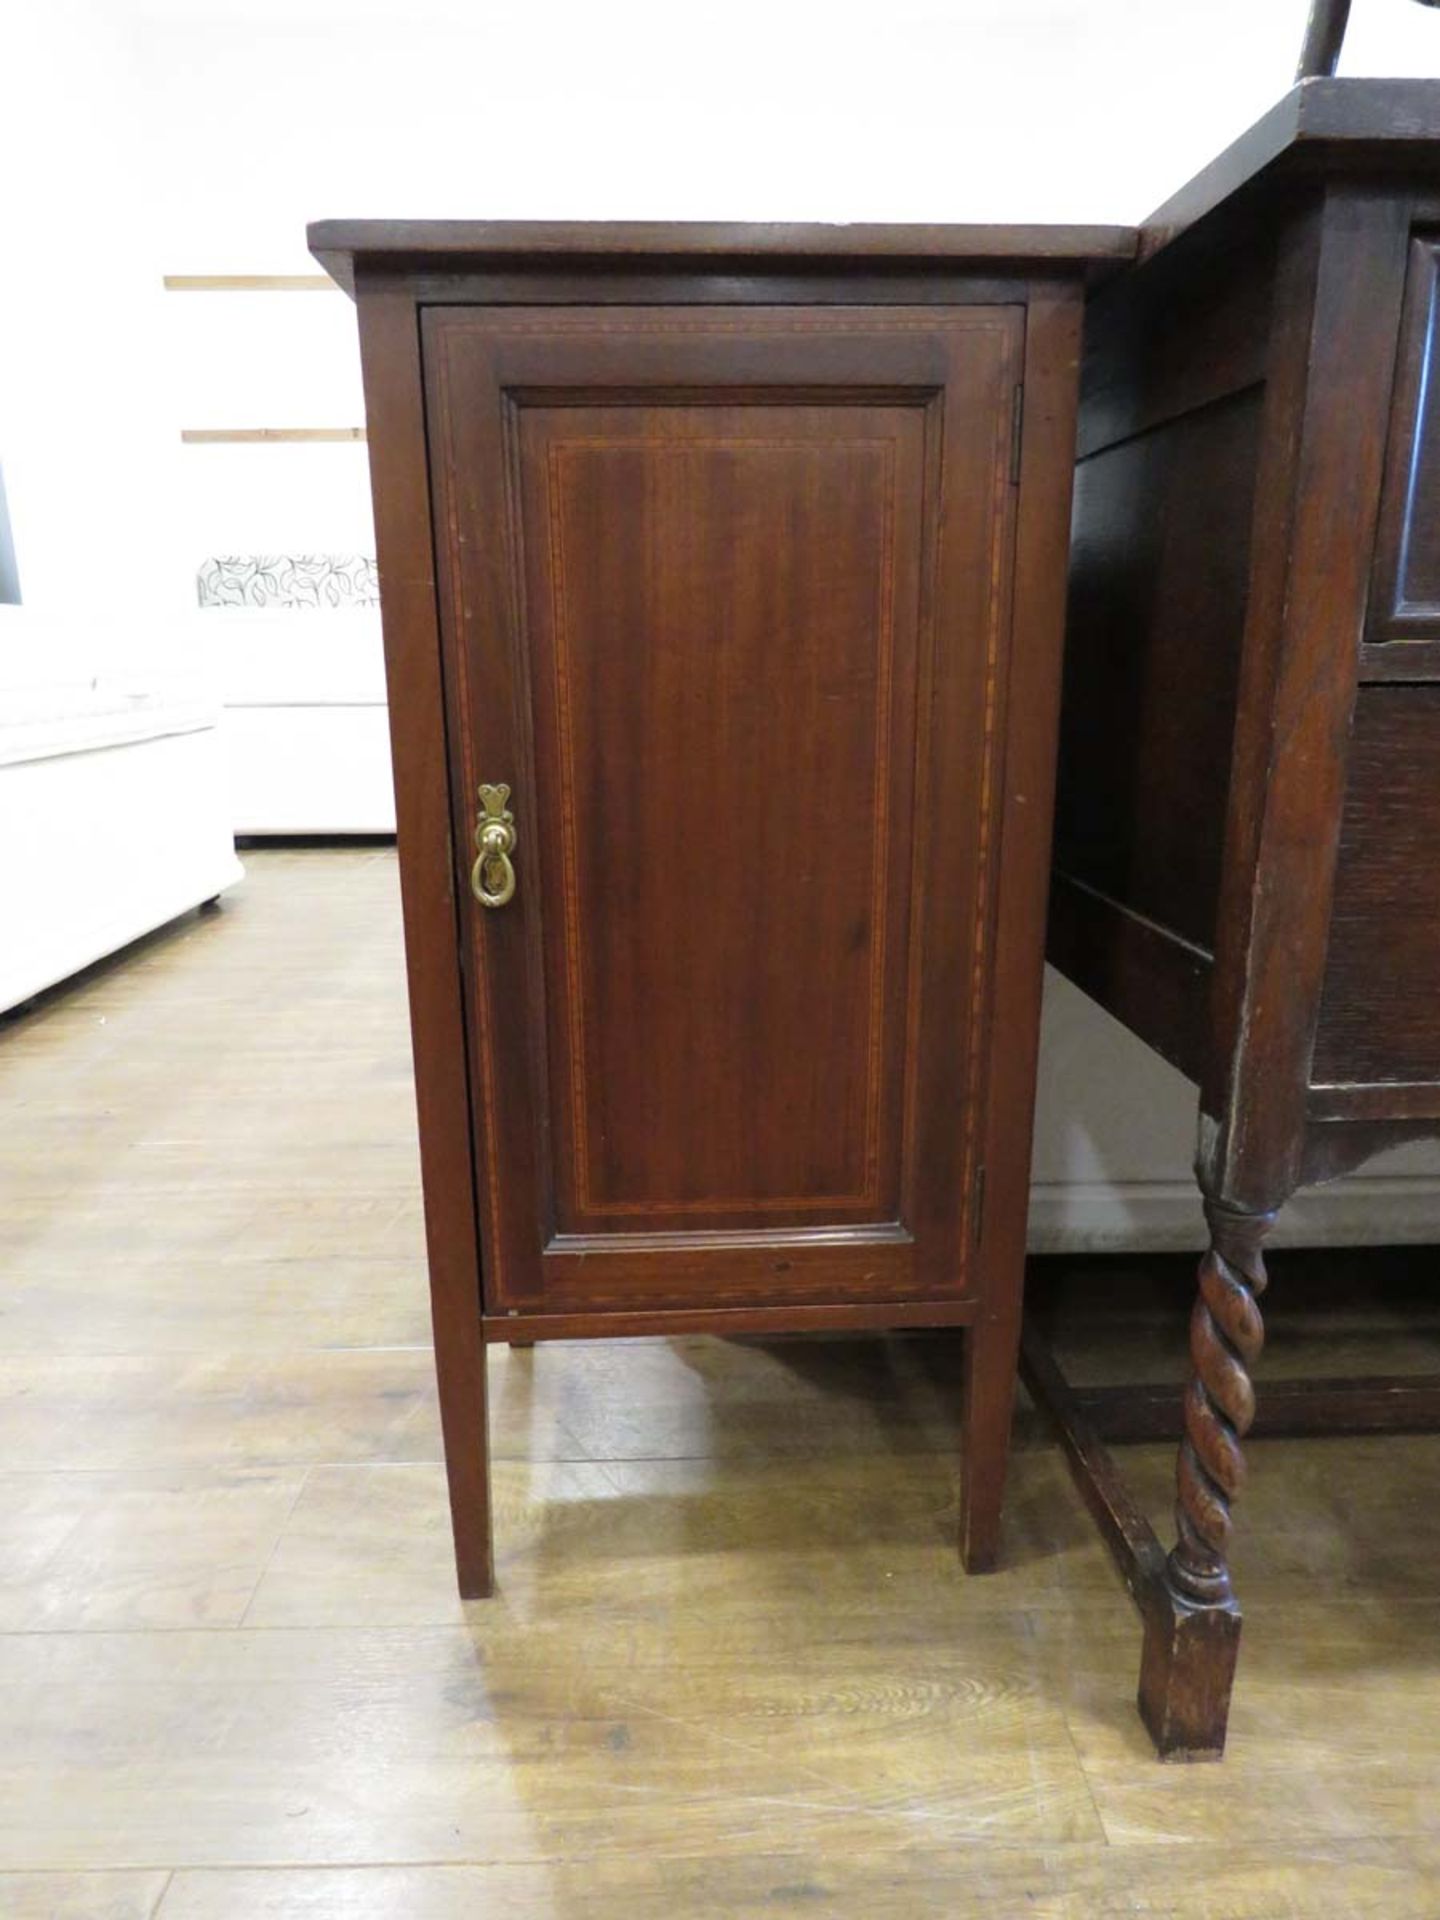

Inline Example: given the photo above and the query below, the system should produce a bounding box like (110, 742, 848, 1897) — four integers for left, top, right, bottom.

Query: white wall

(129, 0, 1435, 251)
(0, 1, 187, 611)
(7, 0, 1440, 1246)
(16, 0, 1440, 606)
(120, 0, 1440, 591)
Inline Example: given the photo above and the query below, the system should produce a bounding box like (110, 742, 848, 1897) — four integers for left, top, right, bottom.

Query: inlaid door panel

(423, 307, 1021, 1315)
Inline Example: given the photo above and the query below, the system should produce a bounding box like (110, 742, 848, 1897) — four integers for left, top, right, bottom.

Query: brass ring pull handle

(471, 783, 518, 909)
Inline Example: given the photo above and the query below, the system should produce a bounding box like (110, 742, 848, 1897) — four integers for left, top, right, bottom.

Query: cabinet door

(423, 305, 1021, 1317)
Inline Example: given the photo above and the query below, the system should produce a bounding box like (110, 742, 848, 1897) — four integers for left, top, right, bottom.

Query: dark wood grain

(317, 221, 1095, 1601)
(1074, 1375, 1440, 1441)
(1053, 210, 1277, 996)
(1046, 875, 1212, 1085)
(533, 1232, 925, 1313)
(1075, 224, 1275, 460)
(1019, 1313, 1241, 1763)
(1314, 688, 1440, 1084)
(423, 304, 1022, 1316)
(354, 288, 493, 1600)
(310, 219, 1135, 296)
(1364, 234, 1440, 671)
(1046, 96, 1440, 1759)
(1057, 386, 1263, 954)
(484, 1296, 976, 1344)
(382, 268, 1077, 311)
(522, 401, 921, 1231)
(1141, 79, 1440, 258)
(1308, 1083, 1440, 1121)
(961, 280, 1083, 1573)
(1203, 187, 1412, 1197)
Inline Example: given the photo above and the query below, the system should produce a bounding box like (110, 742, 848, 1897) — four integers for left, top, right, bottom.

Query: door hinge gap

(1009, 386, 1024, 485)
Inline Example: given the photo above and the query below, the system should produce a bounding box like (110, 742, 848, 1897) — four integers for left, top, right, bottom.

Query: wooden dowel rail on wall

(166, 275, 358, 442)
(163, 274, 340, 292)
(179, 427, 367, 443)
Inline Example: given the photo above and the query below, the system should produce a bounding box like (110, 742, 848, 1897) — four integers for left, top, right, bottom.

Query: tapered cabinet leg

(960, 1305, 1023, 1573)
(452, 1514, 494, 1599)
(1138, 1197, 1274, 1758)
(436, 1330, 494, 1599)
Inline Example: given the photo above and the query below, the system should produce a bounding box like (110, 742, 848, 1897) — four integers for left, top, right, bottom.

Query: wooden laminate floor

(3, 847, 1440, 1919)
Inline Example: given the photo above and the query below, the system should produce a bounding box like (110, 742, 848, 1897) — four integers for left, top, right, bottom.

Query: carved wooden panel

(421, 305, 1021, 1313)
(1314, 687, 1440, 1087)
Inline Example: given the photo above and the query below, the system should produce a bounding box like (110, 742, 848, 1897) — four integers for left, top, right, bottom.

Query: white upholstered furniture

(213, 607, 394, 835)
(198, 556, 395, 836)
(0, 607, 242, 1013)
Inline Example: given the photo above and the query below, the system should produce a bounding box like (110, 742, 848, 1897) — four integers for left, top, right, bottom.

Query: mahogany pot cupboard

(309, 220, 1132, 1597)
(1029, 78, 1440, 1760)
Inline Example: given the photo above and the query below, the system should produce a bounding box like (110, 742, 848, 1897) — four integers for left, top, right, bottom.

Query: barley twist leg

(1166, 1199, 1275, 1607)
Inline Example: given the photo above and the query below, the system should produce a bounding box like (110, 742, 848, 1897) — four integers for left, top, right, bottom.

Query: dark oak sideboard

(1036, 79, 1440, 1758)
(308, 219, 1131, 1595)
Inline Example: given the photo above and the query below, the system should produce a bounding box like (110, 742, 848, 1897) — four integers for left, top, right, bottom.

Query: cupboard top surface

(307, 218, 1136, 297)
(1144, 78, 1440, 258)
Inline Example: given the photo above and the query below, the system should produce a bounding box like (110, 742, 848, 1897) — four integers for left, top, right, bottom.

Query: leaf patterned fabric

(197, 554, 380, 610)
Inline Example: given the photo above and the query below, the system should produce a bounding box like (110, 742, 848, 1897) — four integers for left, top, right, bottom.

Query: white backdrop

(5, 0, 1440, 1246)
(15, 0, 1440, 601)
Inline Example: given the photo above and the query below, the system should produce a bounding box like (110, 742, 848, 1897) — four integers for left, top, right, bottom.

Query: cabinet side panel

(355, 285, 492, 1595)
(1053, 227, 1275, 980)
(1055, 386, 1263, 952)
